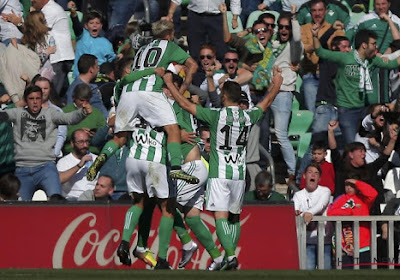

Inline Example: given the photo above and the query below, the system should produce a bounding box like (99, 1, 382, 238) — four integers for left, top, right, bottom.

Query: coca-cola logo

(52, 211, 250, 269)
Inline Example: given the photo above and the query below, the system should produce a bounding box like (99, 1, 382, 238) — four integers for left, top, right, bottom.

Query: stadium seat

(227, 11, 244, 33)
(246, 10, 279, 29)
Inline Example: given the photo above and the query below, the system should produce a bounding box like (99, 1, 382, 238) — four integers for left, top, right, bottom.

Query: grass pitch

(1, 269, 400, 280)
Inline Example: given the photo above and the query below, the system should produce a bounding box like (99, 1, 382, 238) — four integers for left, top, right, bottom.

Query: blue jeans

(338, 106, 365, 145)
(297, 104, 338, 182)
(302, 73, 319, 113)
(271, 91, 296, 175)
(16, 161, 62, 201)
(307, 244, 332, 270)
(108, 0, 137, 28)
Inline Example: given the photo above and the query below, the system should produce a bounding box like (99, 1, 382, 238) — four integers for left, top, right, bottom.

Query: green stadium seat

(288, 110, 313, 161)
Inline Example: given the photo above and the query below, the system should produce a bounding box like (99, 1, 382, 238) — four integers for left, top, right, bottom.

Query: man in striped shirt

(86, 19, 199, 185)
(163, 68, 283, 270)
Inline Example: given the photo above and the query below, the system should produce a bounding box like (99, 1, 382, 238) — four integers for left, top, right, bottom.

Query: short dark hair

(23, 85, 42, 101)
(305, 162, 322, 176)
(312, 141, 327, 152)
(84, 10, 103, 24)
(331, 36, 350, 50)
(0, 173, 20, 200)
(99, 61, 115, 75)
(252, 19, 267, 31)
(310, 0, 327, 9)
(72, 83, 92, 100)
(258, 12, 276, 22)
(255, 170, 273, 189)
(221, 81, 242, 103)
(78, 54, 97, 74)
(224, 49, 239, 58)
(355, 29, 377, 50)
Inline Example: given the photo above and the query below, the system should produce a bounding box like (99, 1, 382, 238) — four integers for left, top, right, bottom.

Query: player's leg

(164, 124, 199, 184)
(228, 212, 241, 252)
(184, 206, 223, 269)
(87, 131, 128, 180)
(133, 198, 157, 267)
(155, 197, 175, 269)
(117, 192, 145, 266)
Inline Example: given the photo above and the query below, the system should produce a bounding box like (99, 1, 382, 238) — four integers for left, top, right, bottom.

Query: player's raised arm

(257, 66, 283, 112)
(164, 71, 197, 116)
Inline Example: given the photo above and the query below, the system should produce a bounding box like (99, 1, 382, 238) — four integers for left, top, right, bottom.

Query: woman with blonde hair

(21, 11, 56, 80)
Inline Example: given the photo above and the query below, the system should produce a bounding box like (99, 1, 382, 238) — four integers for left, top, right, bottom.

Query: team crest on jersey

(344, 65, 359, 77)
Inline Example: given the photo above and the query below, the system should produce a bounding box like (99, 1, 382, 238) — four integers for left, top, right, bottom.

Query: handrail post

(353, 221, 360, 270)
(317, 221, 325, 269)
(388, 220, 395, 269)
(370, 221, 377, 269)
(335, 221, 342, 270)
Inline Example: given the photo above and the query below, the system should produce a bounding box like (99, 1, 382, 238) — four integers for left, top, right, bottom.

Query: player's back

(129, 117, 167, 164)
(209, 106, 258, 180)
(130, 39, 190, 93)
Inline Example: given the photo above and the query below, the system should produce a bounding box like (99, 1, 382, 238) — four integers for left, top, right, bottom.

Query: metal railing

(296, 215, 400, 270)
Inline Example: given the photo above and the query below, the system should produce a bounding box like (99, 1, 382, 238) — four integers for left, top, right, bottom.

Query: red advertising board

(0, 204, 298, 270)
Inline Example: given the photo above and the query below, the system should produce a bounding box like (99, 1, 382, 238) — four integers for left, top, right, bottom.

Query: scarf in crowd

(354, 50, 373, 95)
(252, 40, 287, 90)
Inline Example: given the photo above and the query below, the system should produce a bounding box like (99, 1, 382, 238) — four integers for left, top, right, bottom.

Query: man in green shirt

(313, 27, 400, 144)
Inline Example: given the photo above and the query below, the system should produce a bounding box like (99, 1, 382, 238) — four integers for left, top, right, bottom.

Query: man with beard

(57, 129, 98, 200)
(314, 28, 400, 144)
(200, 49, 252, 108)
(244, 170, 285, 202)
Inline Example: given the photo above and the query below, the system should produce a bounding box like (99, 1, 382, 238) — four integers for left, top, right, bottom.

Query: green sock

(229, 220, 241, 251)
(185, 216, 221, 259)
(215, 218, 235, 257)
(137, 201, 156, 248)
(100, 141, 120, 159)
(122, 205, 143, 242)
(158, 216, 174, 259)
(173, 209, 192, 245)
(167, 142, 182, 168)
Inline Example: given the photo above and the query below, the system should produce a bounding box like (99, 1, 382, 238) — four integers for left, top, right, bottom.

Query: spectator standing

(0, 85, 92, 200)
(327, 179, 378, 269)
(314, 28, 400, 144)
(300, 0, 345, 112)
(70, 9, 116, 78)
(346, 0, 400, 104)
(163, 0, 241, 86)
(0, 0, 23, 44)
(293, 163, 332, 269)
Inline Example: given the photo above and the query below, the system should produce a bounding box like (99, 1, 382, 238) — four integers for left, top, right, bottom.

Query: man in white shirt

(293, 163, 332, 270)
(57, 129, 97, 200)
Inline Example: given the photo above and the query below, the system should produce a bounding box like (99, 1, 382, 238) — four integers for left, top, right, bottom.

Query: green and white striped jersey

(196, 105, 263, 180)
(171, 100, 200, 159)
(128, 118, 167, 164)
(128, 39, 190, 93)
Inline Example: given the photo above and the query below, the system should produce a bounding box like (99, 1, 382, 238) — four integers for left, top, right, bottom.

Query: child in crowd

(300, 142, 335, 195)
(71, 9, 116, 78)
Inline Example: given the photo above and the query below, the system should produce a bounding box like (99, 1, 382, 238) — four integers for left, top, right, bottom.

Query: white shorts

(205, 178, 246, 214)
(114, 90, 177, 133)
(176, 160, 208, 210)
(125, 157, 170, 199)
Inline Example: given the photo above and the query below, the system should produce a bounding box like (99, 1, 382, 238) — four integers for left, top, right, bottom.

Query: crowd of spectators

(1, 0, 400, 269)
